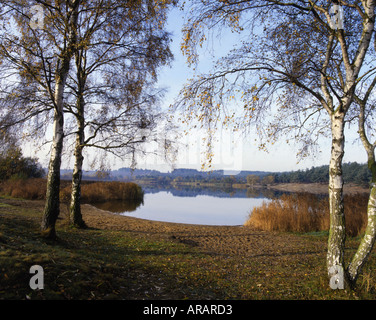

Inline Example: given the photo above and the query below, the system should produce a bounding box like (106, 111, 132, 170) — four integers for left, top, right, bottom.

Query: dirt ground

(5, 181, 370, 259)
(0, 196, 329, 259)
(78, 203, 328, 260)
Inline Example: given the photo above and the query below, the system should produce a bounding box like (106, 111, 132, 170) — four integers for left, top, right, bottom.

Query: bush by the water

(0, 178, 143, 203)
(60, 181, 144, 203)
(0, 178, 47, 200)
(245, 193, 368, 237)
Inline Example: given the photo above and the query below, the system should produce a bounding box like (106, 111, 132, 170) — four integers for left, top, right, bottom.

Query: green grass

(1, 198, 376, 300)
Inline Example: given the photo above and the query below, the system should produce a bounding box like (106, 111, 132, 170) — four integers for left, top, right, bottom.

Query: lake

(91, 186, 282, 226)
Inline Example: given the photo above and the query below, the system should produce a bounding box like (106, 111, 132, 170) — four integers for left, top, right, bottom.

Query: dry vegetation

(0, 178, 143, 203)
(0, 178, 47, 200)
(245, 193, 368, 237)
(60, 181, 144, 203)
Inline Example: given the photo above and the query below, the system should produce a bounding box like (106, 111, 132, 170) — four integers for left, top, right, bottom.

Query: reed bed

(0, 178, 143, 203)
(245, 193, 369, 237)
(60, 181, 144, 203)
(0, 178, 48, 200)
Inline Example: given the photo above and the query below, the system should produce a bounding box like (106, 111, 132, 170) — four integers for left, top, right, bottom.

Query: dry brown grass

(245, 193, 369, 237)
(0, 178, 48, 200)
(60, 181, 144, 203)
(0, 178, 143, 203)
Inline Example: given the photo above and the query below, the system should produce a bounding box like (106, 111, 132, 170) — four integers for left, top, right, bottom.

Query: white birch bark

(41, 81, 65, 238)
(326, 0, 375, 286)
(41, 1, 80, 238)
(347, 184, 376, 284)
(69, 93, 86, 228)
(327, 112, 346, 278)
(346, 100, 376, 285)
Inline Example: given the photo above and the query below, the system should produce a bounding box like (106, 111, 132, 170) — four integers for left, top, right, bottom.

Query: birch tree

(177, 0, 376, 288)
(42, 0, 80, 239)
(62, 0, 173, 228)
(0, 0, 81, 239)
(349, 78, 376, 284)
(0, 0, 174, 237)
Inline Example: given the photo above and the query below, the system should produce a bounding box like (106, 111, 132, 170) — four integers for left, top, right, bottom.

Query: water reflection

(89, 185, 284, 225)
(142, 185, 286, 199)
(90, 198, 143, 213)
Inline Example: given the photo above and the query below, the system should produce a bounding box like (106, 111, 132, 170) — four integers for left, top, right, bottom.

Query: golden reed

(245, 192, 368, 237)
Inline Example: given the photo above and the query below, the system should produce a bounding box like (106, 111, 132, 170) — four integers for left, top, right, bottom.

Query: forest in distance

(1, 144, 370, 188)
(1, 146, 369, 194)
(60, 161, 372, 187)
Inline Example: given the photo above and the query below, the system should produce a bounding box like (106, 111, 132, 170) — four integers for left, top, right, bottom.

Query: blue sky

(146, 8, 366, 173)
(24, 7, 367, 173)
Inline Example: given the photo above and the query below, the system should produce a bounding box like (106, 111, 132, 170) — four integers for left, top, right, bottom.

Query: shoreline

(267, 182, 369, 195)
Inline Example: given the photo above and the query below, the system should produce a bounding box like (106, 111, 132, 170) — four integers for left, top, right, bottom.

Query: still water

(91, 186, 280, 226)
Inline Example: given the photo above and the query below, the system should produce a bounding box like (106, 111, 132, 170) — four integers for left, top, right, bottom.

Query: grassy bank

(1, 197, 376, 300)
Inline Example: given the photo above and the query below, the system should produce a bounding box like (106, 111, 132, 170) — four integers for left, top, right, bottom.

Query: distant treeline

(63, 162, 372, 187)
(133, 162, 372, 187)
(271, 162, 371, 186)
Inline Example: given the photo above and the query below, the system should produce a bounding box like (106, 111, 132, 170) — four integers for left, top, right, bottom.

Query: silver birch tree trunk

(327, 111, 347, 281)
(41, 81, 65, 239)
(326, 0, 375, 285)
(69, 92, 86, 228)
(347, 182, 376, 285)
(41, 1, 80, 239)
(346, 102, 376, 285)
(68, 46, 87, 228)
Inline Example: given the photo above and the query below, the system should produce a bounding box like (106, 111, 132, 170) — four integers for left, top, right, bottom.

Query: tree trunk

(346, 128, 376, 287)
(69, 140, 86, 228)
(40, 1, 80, 239)
(41, 81, 66, 239)
(327, 112, 346, 281)
(347, 180, 376, 286)
(69, 96, 86, 228)
(341, 98, 376, 287)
